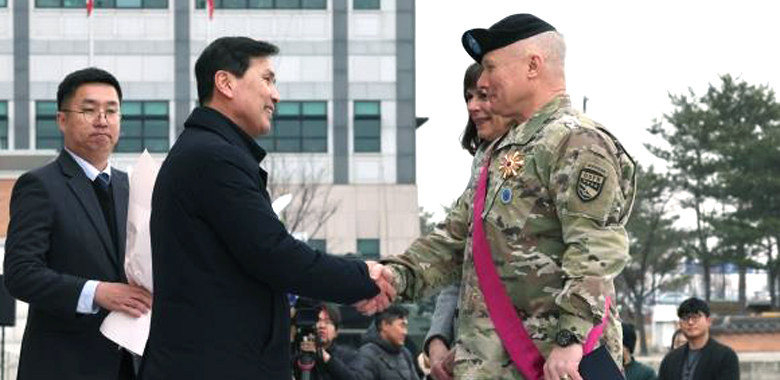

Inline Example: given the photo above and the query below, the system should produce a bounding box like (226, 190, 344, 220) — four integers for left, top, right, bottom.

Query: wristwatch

(555, 329, 580, 347)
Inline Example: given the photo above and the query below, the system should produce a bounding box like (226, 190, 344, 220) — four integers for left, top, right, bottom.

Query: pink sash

(471, 152, 610, 379)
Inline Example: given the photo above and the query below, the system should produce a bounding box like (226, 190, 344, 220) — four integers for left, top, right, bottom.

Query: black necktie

(92, 173, 118, 254)
(95, 172, 111, 191)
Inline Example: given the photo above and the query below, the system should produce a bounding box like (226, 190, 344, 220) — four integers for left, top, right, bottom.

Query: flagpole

(206, 15, 211, 45)
(87, 1, 94, 66)
(88, 17, 94, 66)
(206, 2, 212, 44)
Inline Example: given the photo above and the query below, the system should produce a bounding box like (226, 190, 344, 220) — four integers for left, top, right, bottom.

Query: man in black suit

(658, 297, 739, 380)
(3, 68, 153, 380)
(140, 37, 393, 380)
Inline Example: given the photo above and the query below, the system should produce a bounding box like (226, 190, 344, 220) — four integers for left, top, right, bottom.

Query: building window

(36, 0, 167, 8)
(356, 239, 380, 260)
(257, 101, 327, 153)
(195, 0, 325, 9)
(0, 101, 7, 150)
(354, 101, 380, 153)
(307, 239, 327, 253)
(0, 0, 7, 7)
(353, 0, 379, 10)
(115, 101, 169, 153)
(36, 101, 63, 150)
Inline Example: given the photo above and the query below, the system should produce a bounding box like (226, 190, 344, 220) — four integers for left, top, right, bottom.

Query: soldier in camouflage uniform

(379, 14, 637, 380)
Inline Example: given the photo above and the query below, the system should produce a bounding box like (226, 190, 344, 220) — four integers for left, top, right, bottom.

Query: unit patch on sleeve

(577, 164, 607, 202)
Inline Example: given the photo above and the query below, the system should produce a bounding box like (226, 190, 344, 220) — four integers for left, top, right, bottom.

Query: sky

(414, 0, 780, 220)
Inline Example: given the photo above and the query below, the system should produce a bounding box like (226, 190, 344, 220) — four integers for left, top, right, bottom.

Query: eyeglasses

(61, 109, 122, 124)
(679, 313, 705, 324)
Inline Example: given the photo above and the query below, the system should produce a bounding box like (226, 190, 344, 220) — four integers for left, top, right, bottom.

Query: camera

(292, 298, 322, 378)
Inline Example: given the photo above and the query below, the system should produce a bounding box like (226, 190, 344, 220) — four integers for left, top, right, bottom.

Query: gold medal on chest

(498, 151, 524, 179)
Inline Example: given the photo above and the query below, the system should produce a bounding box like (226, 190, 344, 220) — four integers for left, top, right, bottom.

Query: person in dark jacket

(658, 297, 739, 380)
(354, 306, 420, 380)
(622, 323, 657, 380)
(3, 68, 151, 380)
(294, 303, 361, 380)
(139, 36, 392, 380)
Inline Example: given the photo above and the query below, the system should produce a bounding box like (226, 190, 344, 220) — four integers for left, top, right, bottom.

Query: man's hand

(428, 338, 454, 380)
(300, 337, 330, 363)
(543, 344, 583, 380)
(354, 261, 396, 315)
(94, 282, 152, 318)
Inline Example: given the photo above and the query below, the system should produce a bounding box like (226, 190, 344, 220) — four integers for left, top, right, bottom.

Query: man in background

(4, 68, 152, 380)
(354, 306, 420, 380)
(658, 297, 739, 380)
(622, 323, 657, 380)
(295, 303, 361, 380)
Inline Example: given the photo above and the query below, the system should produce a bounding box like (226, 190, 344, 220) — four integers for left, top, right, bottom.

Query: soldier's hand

(429, 338, 454, 380)
(354, 261, 397, 315)
(94, 282, 152, 318)
(543, 344, 583, 380)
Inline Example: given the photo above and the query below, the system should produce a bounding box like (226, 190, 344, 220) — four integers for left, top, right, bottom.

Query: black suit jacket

(140, 107, 380, 380)
(3, 151, 129, 380)
(658, 337, 739, 380)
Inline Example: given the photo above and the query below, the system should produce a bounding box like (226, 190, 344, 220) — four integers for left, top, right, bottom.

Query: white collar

(64, 148, 112, 182)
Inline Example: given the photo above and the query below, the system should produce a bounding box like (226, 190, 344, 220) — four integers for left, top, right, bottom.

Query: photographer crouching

(293, 302, 360, 380)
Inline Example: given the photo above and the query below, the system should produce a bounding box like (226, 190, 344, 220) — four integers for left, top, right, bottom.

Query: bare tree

(618, 165, 689, 355)
(264, 157, 339, 240)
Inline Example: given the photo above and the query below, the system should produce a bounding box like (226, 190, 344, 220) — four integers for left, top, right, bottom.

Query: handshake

(354, 261, 398, 315)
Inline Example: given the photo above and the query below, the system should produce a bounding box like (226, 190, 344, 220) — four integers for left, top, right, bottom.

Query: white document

(100, 150, 159, 356)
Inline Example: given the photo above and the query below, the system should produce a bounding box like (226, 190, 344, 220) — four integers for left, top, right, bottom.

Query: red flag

(86, 0, 94, 17)
(207, 0, 214, 20)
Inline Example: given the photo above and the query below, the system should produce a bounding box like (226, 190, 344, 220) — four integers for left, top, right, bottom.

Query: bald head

(521, 31, 566, 79)
(477, 31, 567, 121)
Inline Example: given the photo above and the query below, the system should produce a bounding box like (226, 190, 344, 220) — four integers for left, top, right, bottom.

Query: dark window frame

(257, 100, 328, 153)
(35, 0, 168, 9)
(307, 239, 327, 253)
(35, 101, 63, 150)
(195, 0, 326, 9)
(353, 100, 381, 153)
(353, 0, 379, 10)
(356, 238, 380, 260)
(0, 101, 8, 150)
(115, 100, 170, 153)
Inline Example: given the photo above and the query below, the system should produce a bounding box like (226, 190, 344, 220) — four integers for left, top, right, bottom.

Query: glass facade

(115, 101, 170, 153)
(257, 101, 328, 153)
(36, 0, 167, 8)
(195, 0, 325, 9)
(356, 238, 380, 260)
(36, 101, 63, 150)
(0, 101, 7, 150)
(353, 101, 380, 153)
(353, 0, 379, 10)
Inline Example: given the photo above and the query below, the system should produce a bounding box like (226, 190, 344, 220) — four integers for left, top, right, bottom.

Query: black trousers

(118, 349, 136, 380)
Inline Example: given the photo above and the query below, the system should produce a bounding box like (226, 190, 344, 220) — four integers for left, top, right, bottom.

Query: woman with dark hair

(670, 328, 687, 351)
(459, 63, 512, 156)
(423, 63, 513, 380)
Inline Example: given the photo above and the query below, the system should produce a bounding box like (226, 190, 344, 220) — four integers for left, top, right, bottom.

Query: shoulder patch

(577, 164, 607, 202)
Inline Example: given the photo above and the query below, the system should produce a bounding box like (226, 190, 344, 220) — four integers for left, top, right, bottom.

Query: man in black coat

(140, 37, 392, 380)
(3, 68, 152, 380)
(658, 297, 739, 380)
(354, 306, 420, 380)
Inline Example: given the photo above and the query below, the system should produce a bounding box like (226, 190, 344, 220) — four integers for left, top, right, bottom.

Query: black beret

(462, 13, 556, 63)
(622, 323, 637, 354)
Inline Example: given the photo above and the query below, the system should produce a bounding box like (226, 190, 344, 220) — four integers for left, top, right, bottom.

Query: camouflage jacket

(384, 95, 637, 379)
